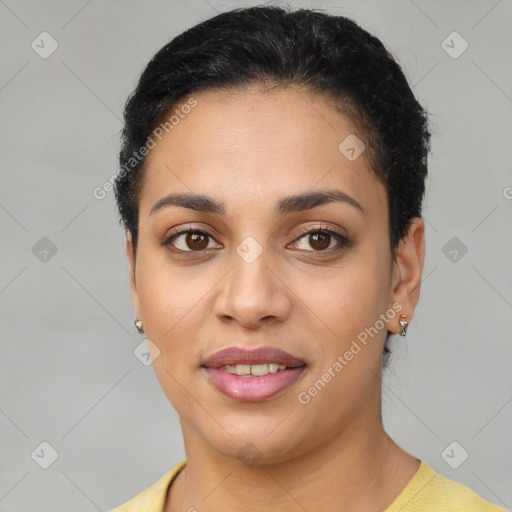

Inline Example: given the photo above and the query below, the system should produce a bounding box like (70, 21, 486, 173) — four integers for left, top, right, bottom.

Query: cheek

(136, 248, 199, 323)
(305, 258, 385, 326)
(134, 251, 217, 367)
(135, 258, 203, 410)
(298, 256, 391, 374)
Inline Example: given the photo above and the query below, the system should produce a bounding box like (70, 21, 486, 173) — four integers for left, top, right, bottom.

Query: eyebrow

(149, 189, 365, 217)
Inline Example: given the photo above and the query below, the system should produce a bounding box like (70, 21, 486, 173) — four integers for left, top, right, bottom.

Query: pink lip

(203, 366, 306, 402)
(201, 346, 305, 368)
(201, 346, 306, 402)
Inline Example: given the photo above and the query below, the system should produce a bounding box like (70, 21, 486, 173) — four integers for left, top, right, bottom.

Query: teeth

(251, 364, 269, 376)
(220, 363, 288, 376)
(268, 364, 279, 374)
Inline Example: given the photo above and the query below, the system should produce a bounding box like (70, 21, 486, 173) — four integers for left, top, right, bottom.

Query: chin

(197, 412, 311, 464)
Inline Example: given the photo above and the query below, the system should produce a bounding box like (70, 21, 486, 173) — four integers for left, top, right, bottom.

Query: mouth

(201, 346, 306, 402)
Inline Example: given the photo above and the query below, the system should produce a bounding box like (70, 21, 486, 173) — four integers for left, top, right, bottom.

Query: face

(126, 87, 424, 465)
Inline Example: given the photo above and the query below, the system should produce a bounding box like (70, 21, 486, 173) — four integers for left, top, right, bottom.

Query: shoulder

(109, 460, 187, 512)
(386, 460, 509, 512)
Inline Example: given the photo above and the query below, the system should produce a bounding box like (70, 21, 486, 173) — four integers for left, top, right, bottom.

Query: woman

(110, 6, 507, 512)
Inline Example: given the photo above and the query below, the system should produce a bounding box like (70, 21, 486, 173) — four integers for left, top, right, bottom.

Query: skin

(125, 86, 425, 512)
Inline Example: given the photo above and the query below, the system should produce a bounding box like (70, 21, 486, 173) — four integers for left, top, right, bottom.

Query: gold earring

(134, 319, 144, 334)
(398, 315, 408, 336)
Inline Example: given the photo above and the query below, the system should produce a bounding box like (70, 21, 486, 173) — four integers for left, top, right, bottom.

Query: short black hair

(114, 6, 432, 368)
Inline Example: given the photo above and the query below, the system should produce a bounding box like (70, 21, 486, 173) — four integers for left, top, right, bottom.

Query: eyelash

(162, 224, 352, 255)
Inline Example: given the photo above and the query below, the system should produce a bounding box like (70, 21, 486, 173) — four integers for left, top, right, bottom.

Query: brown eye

(291, 228, 351, 254)
(308, 232, 330, 251)
(184, 232, 209, 250)
(163, 228, 221, 252)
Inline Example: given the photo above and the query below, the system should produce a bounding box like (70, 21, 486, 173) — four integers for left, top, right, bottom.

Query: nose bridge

(214, 229, 291, 325)
(231, 232, 275, 301)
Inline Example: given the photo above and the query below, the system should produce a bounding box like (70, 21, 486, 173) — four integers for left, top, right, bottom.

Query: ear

(389, 217, 425, 334)
(125, 230, 142, 321)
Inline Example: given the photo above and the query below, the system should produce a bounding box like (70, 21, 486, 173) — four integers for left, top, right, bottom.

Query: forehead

(140, 87, 387, 220)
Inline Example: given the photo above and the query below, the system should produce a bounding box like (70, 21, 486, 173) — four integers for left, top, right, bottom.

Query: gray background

(1, 0, 511, 510)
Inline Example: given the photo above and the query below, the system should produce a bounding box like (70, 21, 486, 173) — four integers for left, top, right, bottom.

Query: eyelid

(293, 224, 346, 240)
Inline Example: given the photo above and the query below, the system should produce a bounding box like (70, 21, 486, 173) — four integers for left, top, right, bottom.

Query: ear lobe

(390, 217, 425, 333)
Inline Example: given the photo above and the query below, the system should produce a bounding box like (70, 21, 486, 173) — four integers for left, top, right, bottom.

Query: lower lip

(203, 366, 306, 402)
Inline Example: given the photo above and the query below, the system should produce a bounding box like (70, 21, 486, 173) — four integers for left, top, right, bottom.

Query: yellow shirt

(109, 459, 509, 511)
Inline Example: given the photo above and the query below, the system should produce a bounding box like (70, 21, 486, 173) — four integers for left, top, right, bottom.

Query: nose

(213, 248, 292, 329)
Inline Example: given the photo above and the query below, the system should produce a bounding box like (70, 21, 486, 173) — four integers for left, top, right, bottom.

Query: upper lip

(202, 346, 306, 368)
